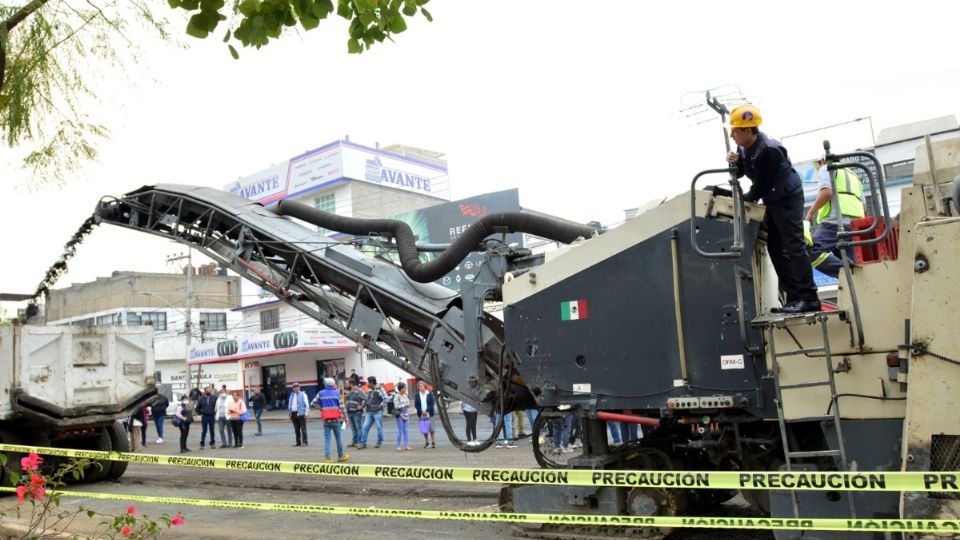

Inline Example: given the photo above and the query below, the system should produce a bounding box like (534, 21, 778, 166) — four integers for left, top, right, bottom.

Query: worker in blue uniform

(725, 105, 821, 314)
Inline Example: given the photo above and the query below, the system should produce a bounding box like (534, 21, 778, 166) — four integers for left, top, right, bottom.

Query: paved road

(0, 414, 769, 539)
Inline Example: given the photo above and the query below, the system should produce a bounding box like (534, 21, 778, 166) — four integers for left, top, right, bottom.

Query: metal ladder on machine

(756, 311, 855, 519)
(755, 141, 894, 520)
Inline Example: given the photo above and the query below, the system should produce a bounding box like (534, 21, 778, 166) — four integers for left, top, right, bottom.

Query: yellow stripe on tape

(0, 487, 958, 532)
(1, 444, 958, 492)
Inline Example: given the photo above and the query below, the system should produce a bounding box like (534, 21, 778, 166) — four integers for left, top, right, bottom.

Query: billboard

(187, 327, 352, 365)
(225, 140, 449, 205)
(390, 189, 522, 291)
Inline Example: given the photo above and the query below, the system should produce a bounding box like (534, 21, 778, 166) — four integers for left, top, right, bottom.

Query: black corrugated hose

(273, 200, 600, 283)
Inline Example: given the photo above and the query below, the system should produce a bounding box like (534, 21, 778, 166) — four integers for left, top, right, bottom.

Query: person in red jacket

(317, 378, 348, 463)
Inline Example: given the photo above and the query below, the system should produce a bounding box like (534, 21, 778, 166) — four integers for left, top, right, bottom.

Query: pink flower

(30, 486, 45, 500)
(29, 474, 45, 487)
(20, 452, 43, 472)
(127, 504, 136, 515)
(171, 512, 184, 526)
(15, 485, 28, 503)
(120, 526, 132, 537)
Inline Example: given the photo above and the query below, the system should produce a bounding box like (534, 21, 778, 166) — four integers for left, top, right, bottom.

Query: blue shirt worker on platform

(725, 104, 821, 314)
(804, 159, 865, 278)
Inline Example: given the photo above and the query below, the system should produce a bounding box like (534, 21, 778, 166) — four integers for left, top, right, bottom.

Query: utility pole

(166, 248, 195, 394)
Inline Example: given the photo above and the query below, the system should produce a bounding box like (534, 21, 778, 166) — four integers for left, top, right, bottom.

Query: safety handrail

(689, 167, 745, 258)
(822, 148, 891, 248)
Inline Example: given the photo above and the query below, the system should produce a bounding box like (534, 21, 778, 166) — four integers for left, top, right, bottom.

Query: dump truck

(0, 323, 157, 484)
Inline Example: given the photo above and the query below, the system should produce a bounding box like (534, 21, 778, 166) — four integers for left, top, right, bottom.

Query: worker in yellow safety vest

(803, 158, 865, 278)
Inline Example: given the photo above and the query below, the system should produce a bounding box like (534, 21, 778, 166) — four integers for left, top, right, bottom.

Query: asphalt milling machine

(22, 135, 955, 539)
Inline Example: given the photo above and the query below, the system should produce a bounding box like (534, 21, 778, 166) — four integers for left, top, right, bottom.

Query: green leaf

(401, 1, 416, 16)
(336, 0, 352, 18)
(347, 38, 361, 53)
(71, 469, 80, 480)
(358, 11, 375, 25)
(9, 472, 20, 485)
(186, 14, 211, 38)
(238, 0, 260, 17)
(181, 0, 200, 9)
(421, 7, 431, 21)
(167, 0, 182, 8)
(300, 14, 318, 29)
(318, 0, 334, 16)
(87, 510, 95, 518)
(0, 453, 7, 466)
(389, 13, 406, 33)
(355, 0, 376, 12)
(228, 44, 239, 59)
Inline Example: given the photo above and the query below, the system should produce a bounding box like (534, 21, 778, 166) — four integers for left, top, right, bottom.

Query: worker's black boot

(777, 300, 822, 314)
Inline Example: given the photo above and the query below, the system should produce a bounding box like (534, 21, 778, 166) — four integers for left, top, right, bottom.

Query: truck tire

(107, 422, 130, 479)
(81, 427, 114, 483)
(0, 429, 22, 496)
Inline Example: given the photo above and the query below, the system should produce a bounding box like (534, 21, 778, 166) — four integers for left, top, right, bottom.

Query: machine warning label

(720, 354, 745, 370)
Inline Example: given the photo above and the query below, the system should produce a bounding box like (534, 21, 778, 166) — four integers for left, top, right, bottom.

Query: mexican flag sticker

(560, 299, 588, 321)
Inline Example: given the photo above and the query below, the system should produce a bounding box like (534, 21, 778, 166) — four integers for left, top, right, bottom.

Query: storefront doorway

(262, 364, 287, 410)
(316, 359, 344, 386)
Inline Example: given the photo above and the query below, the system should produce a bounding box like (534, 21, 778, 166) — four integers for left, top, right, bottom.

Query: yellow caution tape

(0, 487, 958, 532)
(2, 444, 958, 492)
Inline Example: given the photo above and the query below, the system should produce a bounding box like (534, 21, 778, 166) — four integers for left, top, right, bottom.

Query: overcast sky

(3, 0, 960, 313)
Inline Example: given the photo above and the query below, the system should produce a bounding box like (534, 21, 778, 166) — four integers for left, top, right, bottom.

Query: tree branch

(1, 0, 54, 95)
(4, 0, 53, 33)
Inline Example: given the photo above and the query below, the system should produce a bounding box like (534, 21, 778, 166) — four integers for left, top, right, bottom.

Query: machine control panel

(666, 395, 735, 409)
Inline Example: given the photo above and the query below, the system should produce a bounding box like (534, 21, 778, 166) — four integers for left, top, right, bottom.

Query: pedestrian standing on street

(288, 382, 309, 446)
(215, 388, 234, 448)
(141, 405, 151, 448)
(129, 405, 147, 452)
(318, 378, 349, 463)
(393, 381, 411, 451)
(492, 409, 515, 449)
(227, 390, 247, 449)
(726, 104, 820, 314)
(174, 395, 193, 453)
(344, 378, 366, 448)
(513, 410, 527, 439)
(250, 386, 266, 436)
(461, 401, 478, 445)
(195, 387, 217, 450)
(414, 381, 436, 449)
(152, 394, 169, 444)
(358, 376, 387, 449)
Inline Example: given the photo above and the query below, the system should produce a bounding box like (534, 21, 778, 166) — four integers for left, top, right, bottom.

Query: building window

(128, 312, 167, 331)
(96, 313, 121, 326)
(260, 308, 280, 331)
(199, 312, 227, 332)
(71, 318, 94, 326)
(315, 193, 336, 235)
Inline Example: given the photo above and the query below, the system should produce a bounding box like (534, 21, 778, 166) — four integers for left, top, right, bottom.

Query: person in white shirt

(215, 389, 233, 448)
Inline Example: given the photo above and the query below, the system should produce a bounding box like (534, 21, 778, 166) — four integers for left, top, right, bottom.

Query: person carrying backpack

(358, 376, 387, 449)
(173, 395, 194, 453)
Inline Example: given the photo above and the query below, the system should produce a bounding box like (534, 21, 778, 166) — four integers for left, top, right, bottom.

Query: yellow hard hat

(729, 104, 763, 128)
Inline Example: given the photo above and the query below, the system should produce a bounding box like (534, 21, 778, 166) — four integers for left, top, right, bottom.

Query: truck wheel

(107, 422, 130, 479)
(0, 429, 22, 496)
(81, 427, 114, 483)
